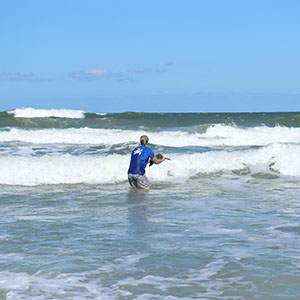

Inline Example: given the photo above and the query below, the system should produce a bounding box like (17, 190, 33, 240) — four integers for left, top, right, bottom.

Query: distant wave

(201, 124, 300, 146)
(0, 143, 299, 185)
(2, 110, 300, 129)
(1, 125, 300, 146)
(8, 108, 86, 119)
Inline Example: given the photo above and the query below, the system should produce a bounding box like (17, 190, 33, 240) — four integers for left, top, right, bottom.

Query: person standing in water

(128, 135, 165, 190)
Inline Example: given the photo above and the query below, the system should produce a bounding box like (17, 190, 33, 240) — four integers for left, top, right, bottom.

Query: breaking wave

(0, 143, 299, 185)
(1, 125, 300, 147)
(9, 108, 86, 119)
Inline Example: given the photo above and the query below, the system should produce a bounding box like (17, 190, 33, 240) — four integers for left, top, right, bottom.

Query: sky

(0, 0, 300, 113)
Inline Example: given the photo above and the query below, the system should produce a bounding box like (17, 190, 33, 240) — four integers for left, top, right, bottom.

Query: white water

(9, 108, 86, 119)
(1, 125, 300, 146)
(202, 124, 300, 146)
(0, 143, 299, 185)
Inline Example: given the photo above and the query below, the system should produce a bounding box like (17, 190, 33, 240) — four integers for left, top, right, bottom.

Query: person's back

(128, 135, 165, 190)
(128, 144, 154, 175)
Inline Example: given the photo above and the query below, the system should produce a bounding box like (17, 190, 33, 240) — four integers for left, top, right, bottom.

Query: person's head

(140, 135, 149, 146)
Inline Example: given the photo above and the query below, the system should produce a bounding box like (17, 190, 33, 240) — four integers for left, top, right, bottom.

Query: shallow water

(1, 108, 300, 299)
(1, 177, 300, 299)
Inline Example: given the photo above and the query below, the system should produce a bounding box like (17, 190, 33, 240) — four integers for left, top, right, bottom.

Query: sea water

(0, 108, 300, 299)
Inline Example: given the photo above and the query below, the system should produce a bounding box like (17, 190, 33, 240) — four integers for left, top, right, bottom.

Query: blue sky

(1, 0, 300, 112)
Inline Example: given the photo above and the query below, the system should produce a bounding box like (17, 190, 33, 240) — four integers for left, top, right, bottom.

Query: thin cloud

(113, 72, 132, 82)
(129, 67, 166, 74)
(69, 68, 131, 82)
(0, 71, 52, 82)
(163, 62, 174, 67)
(69, 64, 170, 82)
(129, 67, 153, 73)
(69, 68, 110, 80)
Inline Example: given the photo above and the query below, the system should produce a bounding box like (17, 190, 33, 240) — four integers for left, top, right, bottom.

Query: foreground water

(1, 108, 300, 299)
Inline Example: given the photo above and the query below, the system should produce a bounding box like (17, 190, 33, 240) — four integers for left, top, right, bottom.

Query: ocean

(1, 108, 300, 299)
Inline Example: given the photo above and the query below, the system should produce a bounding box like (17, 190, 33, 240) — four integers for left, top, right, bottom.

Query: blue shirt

(128, 145, 155, 175)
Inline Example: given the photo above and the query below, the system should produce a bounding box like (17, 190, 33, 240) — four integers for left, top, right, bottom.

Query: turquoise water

(1, 108, 300, 299)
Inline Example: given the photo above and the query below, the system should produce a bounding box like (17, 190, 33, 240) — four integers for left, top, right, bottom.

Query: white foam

(201, 124, 300, 146)
(9, 107, 85, 119)
(147, 143, 300, 180)
(1, 143, 300, 186)
(271, 145, 300, 176)
(1, 125, 300, 146)
(0, 153, 129, 186)
(0, 128, 147, 145)
(0, 271, 117, 300)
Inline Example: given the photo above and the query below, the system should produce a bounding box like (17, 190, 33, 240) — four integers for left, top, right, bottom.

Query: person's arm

(151, 156, 165, 165)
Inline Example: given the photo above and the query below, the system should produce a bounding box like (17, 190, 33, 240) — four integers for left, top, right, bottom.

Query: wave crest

(9, 108, 86, 119)
(0, 144, 299, 186)
(1, 125, 300, 147)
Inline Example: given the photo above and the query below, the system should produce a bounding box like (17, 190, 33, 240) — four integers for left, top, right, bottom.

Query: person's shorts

(128, 173, 150, 189)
